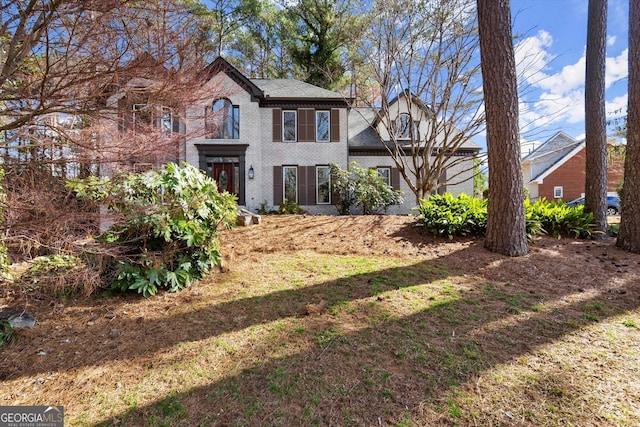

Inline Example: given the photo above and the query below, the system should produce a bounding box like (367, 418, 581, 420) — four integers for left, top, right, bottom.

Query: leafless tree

(0, 0, 218, 257)
(354, 0, 485, 202)
(477, 0, 527, 256)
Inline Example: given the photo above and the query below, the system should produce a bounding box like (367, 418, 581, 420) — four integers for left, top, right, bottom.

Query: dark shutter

(297, 166, 315, 205)
(391, 168, 401, 190)
(330, 109, 340, 142)
(272, 109, 282, 142)
(273, 166, 283, 204)
(330, 170, 341, 209)
(298, 109, 315, 142)
(308, 167, 317, 204)
(298, 166, 307, 205)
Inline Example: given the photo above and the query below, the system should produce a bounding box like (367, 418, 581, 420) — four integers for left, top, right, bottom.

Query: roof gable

(523, 132, 585, 182)
(201, 57, 348, 107)
(201, 57, 264, 101)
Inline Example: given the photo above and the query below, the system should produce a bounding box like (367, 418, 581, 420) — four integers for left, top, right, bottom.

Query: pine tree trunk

(477, 0, 528, 256)
(617, 0, 640, 252)
(584, 0, 608, 239)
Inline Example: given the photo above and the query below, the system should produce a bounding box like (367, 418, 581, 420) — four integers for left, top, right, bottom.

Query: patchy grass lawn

(1, 215, 639, 426)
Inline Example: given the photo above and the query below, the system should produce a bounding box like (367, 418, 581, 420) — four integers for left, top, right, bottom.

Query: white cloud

(605, 48, 628, 88)
(514, 30, 629, 134)
(515, 30, 555, 87)
(606, 94, 628, 117)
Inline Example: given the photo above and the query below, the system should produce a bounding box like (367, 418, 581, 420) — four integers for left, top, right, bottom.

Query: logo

(0, 406, 64, 427)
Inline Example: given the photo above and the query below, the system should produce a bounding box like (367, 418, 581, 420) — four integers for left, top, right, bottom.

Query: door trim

(195, 144, 249, 205)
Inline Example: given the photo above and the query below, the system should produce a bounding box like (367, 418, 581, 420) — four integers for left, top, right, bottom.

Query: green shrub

(67, 162, 238, 296)
(329, 162, 403, 215)
(416, 193, 487, 238)
(0, 320, 17, 349)
(526, 199, 596, 238)
(415, 194, 596, 239)
(279, 199, 305, 214)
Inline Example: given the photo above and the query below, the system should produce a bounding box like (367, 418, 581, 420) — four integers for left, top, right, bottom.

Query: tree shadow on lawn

(1, 236, 639, 425)
(90, 246, 639, 426)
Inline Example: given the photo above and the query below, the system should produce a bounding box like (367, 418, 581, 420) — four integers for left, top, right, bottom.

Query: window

(121, 102, 178, 137)
(132, 104, 152, 133)
(394, 113, 419, 140)
(316, 166, 331, 204)
(316, 111, 330, 142)
(554, 186, 563, 198)
(205, 98, 239, 139)
(283, 166, 298, 202)
(283, 111, 297, 142)
(377, 167, 391, 186)
(160, 106, 174, 135)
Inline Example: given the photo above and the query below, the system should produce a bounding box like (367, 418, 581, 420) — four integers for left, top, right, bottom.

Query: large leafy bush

(526, 198, 596, 238)
(329, 162, 403, 215)
(67, 162, 237, 296)
(416, 193, 596, 239)
(416, 193, 487, 237)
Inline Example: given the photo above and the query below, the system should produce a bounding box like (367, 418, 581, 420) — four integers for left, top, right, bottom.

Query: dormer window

(206, 98, 239, 139)
(394, 113, 419, 141)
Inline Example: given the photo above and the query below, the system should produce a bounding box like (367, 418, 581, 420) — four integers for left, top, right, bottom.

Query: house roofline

(523, 130, 578, 161)
(530, 140, 585, 184)
(201, 57, 264, 101)
(260, 98, 348, 108)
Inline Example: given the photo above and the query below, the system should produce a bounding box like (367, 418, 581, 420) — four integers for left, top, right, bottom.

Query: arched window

(205, 98, 239, 139)
(394, 113, 419, 140)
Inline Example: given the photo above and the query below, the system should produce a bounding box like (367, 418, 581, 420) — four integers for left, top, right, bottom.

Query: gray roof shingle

(251, 79, 344, 100)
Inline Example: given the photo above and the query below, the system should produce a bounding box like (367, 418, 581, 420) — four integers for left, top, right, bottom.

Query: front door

(213, 162, 234, 193)
(197, 145, 248, 205)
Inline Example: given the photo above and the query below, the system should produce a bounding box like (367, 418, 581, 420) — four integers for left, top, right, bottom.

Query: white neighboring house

(104, 57, 481, 215)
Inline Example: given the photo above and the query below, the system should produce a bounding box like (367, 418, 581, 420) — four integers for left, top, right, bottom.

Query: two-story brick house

(108, 57, 480, 215)
(184, 57, 350, 214)
(522, 131, 625, 203)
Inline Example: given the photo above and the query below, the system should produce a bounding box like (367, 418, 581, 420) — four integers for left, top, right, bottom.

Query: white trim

(553, 186, 563, 198)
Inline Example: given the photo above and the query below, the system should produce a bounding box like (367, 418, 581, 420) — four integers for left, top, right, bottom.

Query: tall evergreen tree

(228, 0, 299, 78)
(584, 0, 608, 239)
(617, 0, 640, 252)
(287, 0, 357, 90)
(477, 0, 528, 256)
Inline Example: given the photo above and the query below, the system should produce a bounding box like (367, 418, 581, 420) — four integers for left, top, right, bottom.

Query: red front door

(212, 162, 234, 193)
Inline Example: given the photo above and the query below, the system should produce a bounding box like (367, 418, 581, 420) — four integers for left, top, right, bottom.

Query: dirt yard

(0, 214, 638, 426)
(221, 214, 636, 287)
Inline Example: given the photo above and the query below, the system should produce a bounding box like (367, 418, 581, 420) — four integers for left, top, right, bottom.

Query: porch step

(236, 208, 262, 226)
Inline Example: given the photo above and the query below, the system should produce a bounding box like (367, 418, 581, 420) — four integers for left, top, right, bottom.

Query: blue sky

(501, 0, 629, 154)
